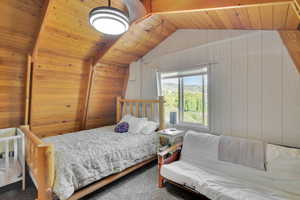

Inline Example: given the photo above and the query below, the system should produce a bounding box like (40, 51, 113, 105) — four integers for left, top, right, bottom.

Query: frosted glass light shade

(89, 7, 129, 35)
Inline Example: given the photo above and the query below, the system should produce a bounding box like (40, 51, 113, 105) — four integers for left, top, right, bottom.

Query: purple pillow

(115, 122, 129, 133)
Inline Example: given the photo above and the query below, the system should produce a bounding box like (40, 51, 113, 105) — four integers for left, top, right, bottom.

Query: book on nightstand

(160, 128, 183, 136)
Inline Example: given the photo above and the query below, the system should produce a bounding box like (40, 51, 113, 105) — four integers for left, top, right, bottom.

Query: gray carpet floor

(0, 162, 208, 200)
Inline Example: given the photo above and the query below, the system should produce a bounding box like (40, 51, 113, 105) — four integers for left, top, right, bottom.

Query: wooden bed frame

(157, 143, 204, 196)
(21, 96, 165, 200)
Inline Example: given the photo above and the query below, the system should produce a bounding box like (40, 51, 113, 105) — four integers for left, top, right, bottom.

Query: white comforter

(43, 126, 158, 200)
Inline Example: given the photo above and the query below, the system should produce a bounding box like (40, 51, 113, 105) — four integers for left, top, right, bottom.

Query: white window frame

(160, 68, 210, 129)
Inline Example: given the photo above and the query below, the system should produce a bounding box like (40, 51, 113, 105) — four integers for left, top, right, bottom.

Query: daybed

(21, 96, 165, 200)
(158, 130, 300, 200)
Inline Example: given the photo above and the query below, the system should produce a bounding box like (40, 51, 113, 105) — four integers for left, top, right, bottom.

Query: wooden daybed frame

(21, 96, 165, 200)
(157, 143, 203, 195)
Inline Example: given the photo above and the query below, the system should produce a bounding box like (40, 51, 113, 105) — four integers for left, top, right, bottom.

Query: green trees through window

(162, 70, 208, 127)
(162, 78, 179, 123)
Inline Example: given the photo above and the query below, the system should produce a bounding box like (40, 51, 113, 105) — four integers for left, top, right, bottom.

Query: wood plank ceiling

(99, 0, 300, 67)
(150, 0, 292, 13)
(159, 2, 300, 30)
(36, 0, 126, 61)
(99, 15, 177, 66)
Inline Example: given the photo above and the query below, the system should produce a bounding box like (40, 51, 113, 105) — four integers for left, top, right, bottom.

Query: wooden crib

(0, 128, 25, 190)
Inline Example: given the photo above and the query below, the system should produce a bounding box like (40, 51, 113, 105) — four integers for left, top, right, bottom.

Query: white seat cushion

(161, 160, 300, 200)
(161, 161, 199, 190)
(163, 131, 300, 200)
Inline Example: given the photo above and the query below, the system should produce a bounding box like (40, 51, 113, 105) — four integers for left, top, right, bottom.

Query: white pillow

(266, 144, 300, 179)
(120, 115, 147, 134)
(141, 121, 158, 135)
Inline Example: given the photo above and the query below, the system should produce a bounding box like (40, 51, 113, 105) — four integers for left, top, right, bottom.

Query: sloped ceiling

(26, 0, 300, 69)
(98, 15, 177, 66)
(159, 2, 299, 30)
(36, 0, 126, 61)
(33, 0, 177, 67)
(150, 0, 292, 13)
(2, 0, 300, 70)
(96, 0, 300, 67)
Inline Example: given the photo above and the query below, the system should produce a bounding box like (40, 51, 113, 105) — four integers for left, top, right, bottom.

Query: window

(161, 68, 209, 127)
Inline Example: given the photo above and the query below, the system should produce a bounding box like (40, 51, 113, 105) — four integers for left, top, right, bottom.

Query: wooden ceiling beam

(81, 59, 95, 130)
(148, 0, 293, 14)
(91, 39, 119, 66)
(91, 14, 154, 66)
(32, 0, 53, 61)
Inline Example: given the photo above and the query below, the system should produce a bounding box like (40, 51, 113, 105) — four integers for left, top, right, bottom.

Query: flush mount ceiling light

(89, 0, 129, 35)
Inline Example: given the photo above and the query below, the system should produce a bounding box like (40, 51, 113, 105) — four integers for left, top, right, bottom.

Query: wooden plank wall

(25, 0, 129, 137)
(29, 56, 128, 137)
(85, 63, 128, 129)
(0, 0, 43, 128)
(29, 53, 90, 137)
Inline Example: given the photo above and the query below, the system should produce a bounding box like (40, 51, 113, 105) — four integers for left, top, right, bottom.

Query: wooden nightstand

(157, 129, 185, 152)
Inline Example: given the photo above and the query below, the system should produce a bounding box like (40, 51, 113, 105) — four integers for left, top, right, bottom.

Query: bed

(21, 96, 165, 200)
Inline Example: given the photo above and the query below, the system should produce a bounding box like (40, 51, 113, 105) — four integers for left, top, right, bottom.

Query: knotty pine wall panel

(0, 50, 26, 128)
(30, 52, 89, 137)
(85, 63, 128, 129)
(0, 0, 43, 128)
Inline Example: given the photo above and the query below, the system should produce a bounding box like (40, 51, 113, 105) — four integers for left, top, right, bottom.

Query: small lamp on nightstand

(169, 112, 177, 129)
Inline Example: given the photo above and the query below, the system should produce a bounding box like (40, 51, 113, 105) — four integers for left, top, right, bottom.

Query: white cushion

(161, 161, 199, 190)
(161, 161, 300, 200)
(140, 121, 158, 135)
(160, 139, 300, 200)
(266, 144, 300, 179)
(181, 130, 219, 164)
(120, 115, 147, 134)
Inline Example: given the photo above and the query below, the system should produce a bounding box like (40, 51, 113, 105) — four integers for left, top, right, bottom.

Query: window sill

(169, 123, 210, 133)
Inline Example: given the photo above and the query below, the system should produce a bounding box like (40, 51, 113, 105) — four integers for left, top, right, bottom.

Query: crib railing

(0, 128, 25, 190)
(0, 135, 22, 170)
(20, 125, 54, 200)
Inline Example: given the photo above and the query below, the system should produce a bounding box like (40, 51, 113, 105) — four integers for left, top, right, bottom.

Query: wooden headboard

(116, 96, 165, 130)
